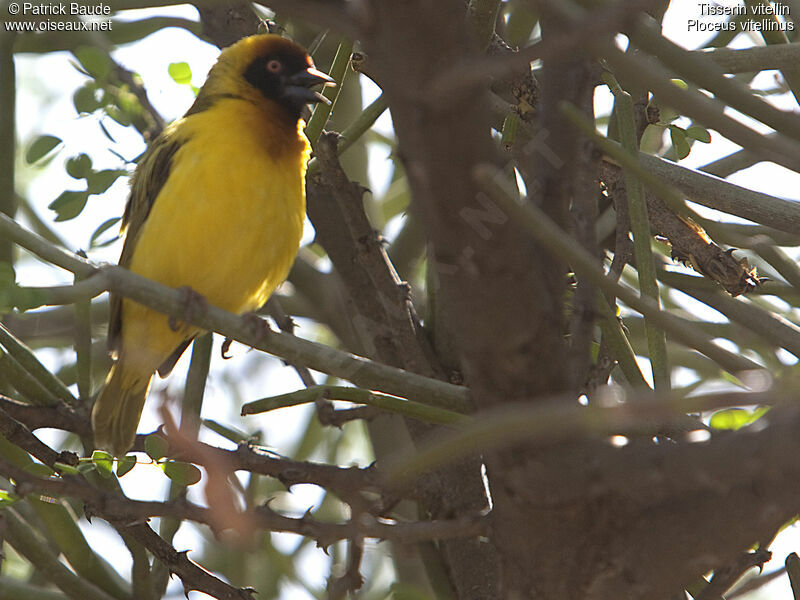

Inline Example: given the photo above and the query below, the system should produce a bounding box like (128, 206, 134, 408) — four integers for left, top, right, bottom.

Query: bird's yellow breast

(122, 98, 309, 364)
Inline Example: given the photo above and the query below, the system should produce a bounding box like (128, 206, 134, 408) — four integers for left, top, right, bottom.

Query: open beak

(285, 67, 336, 105)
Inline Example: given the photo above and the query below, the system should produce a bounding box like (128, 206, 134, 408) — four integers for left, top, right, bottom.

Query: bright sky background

(10, 2, 800, 598)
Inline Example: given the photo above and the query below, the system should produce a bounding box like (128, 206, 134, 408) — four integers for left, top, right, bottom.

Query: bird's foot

(169, 286, 208, 332)
(242, 311, 273, 346)
(220, 312, 272, 359)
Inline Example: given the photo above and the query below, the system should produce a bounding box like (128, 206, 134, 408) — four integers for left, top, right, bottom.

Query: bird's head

(194, 34, 335, 122)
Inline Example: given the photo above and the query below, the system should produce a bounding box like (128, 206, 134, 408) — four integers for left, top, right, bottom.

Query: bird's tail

(92, 362, 152, 456)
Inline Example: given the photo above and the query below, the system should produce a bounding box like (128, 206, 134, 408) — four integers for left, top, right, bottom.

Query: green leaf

(13, 287, 48, 312)
(25, 135, 62, 164)
(76, 461, 96, 474)
(106, 107, 132, 127)
(162, 461, 202, 486)
(0, 262, 17, 312)
(145, 434, 169, 461)
(23, 463, 55, 477)
(87, 169, 126, 195)
(685, 125, 711, 143)
(709, 407, 768, 430)
(66, 154, 93, 179)
(0, 490, 19, 507)
(116, 454, 136, 478)
(91, 450, 114, 479)
(90, 217, 121, 248)
(0, 261, 47, 315)
(48, 190, 89, 222)
(668, 125, 691, 160)
(54, 462, 80, 476)
(73, 84, 102, 114)
(168, 62, 192, 85)
(73, 46, 111, 80)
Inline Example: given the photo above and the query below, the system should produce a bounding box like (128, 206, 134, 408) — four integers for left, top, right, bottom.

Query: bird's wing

(108, 132, 183, 354)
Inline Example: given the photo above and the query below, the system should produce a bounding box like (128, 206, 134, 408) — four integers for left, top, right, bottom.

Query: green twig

(743, 0, 800, 106)
(201, 419, 252, 444)
(595, 290, 649, 389)
(155, 333, 212, 597)
(602, 45, 800, 172)
(605, 73, 670, 390)
(638, 151, 800, 235)
(0, 346, 59, 405)
(306, 39, 354, 145)
(0, 213, 470, 412)
(3, 508, 119, 600)
(699, 42, 800, 74)
(629, 15, 800, 142)
(337, 93, 388, 155)
(73, 269, 93, 404)
(31, 497, 131, 599)
(0, 324, 76, 404)
(473, 163, 760, 375)
(307, 93, 388, 175)
(242, 385, 467, 425)
(0, 576, 68, 600)
(386, 388, 782, 485)
(0, 29, 16, 265)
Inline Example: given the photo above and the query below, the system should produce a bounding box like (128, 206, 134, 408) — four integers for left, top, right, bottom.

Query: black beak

(285, 67, 336, 105)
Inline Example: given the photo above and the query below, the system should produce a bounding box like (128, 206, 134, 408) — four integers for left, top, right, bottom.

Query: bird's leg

(169, 286, 208, 332)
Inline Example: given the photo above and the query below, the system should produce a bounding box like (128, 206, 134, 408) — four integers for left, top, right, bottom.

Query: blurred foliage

(3, 1, 800, 600)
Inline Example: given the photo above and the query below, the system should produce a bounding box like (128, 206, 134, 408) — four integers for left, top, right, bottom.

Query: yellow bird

(92, 34, 333, 455)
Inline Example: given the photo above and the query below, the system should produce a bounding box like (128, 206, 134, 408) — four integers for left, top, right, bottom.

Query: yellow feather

(92, 34, 322, 455)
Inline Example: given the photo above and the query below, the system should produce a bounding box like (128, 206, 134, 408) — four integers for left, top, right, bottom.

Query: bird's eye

(265, 59, 283, 74)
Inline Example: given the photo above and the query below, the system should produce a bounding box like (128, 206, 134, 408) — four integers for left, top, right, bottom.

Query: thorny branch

(0, 456, 488, 548)
(599, 160, 761, 296)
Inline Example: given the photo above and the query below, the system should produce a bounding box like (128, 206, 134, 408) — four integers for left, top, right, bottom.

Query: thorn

(221, 337, 233, 359)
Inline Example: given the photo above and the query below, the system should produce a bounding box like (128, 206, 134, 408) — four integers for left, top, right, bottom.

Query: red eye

(265, 59, 282, 73)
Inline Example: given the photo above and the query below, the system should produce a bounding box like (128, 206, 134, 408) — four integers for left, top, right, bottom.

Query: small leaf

(90, 217, 121, 247)
(145, 434, 169, 461)
(98, 119, 116, 143)
(0, 490, 19, 507)
(685, 125, 711, 143)
(91, 450, 114, 478)
(73, 84, 102, 114)
(0, 262, 17, 312)
(77, 461, 96, 474)
(87, 169, 126, 195)
(23, 463, 55, 477)
(668, 125, 691, 160)
(168, 62, 192, 85)
(49, 190, 89, 222)
(12, 287, 48, 313)
(162, 461, 202, 486)
(106, 107, 132, 127)
(709, 408, 751, 430)
(54, 462, 80, 476)
(116, 454, 136, 478)
(73, 46, 111, 80)
(66, 154, 93, 179)
(26, 135, 62, 164)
